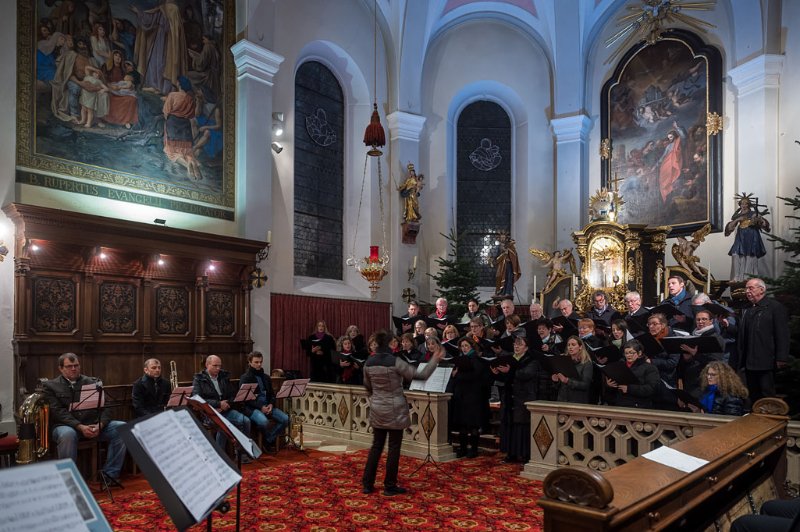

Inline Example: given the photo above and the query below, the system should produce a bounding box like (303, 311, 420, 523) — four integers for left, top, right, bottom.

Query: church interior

(0, 0, 799, 530)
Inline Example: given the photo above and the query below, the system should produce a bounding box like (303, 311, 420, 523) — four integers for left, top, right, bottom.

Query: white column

(232, 40, 283, 361)
(728, 54, 783, 277)
(550, 114, 592, 248)
(386, 111, 426, 308)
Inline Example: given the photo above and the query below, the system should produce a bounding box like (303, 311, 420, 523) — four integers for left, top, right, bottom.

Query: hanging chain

(350, 153, 370, 259)
(377, 158, 387, 261)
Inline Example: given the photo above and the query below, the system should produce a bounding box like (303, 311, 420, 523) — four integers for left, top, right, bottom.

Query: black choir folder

(119, 407, 241, 531)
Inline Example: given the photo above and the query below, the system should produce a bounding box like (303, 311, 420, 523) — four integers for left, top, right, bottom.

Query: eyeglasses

(62, 364, 80, 369)
(707, 372, 718, 377)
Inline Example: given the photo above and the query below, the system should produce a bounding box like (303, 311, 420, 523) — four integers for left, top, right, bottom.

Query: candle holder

(346, 246, 389, 298)
(256, 242, 271, 265)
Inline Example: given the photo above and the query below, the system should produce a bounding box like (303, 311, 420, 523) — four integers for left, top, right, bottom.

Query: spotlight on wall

(271, 141, 283, 154)
(157, 254, 165, 266)
(272, 112, 285, 138)
(95, 246, 107, 259)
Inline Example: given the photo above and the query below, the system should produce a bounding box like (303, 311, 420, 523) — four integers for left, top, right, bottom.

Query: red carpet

(100, 450, 545, 531)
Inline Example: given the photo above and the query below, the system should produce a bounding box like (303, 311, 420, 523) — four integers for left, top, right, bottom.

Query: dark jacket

(556, 359, 593, 404)
(131, 374, 171, 418)
(306, 333, 337, 382)
(608, 358, 660, 409)
(591, 305, 619, 326)
(363, 349, 439, 430)
(450, 355, 492, 430)
(511, 353, 541, 424)
(709, 393, 746, 416)
(43, 374, 112, 430)
(192, 369, 235, 409)
(239, 366, 275, 416)
(678, 329, 724, 399)
(667, 290, 694, 332)
(734, 297, 790, 371)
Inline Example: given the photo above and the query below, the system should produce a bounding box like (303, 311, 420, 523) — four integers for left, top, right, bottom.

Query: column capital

(728, 54, 784, 98)
(386, 111, 426, 142)
(550, 114, 592, 144)
(231, 39, 284, 86)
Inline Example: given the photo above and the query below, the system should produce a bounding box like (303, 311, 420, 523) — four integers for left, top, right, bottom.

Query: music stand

(186, 397, 261, 532)
(69, 382, 115, 501)
(166, 386, 194, 408)
(409, 390, 453, 480)
(275, 379, 310, 452)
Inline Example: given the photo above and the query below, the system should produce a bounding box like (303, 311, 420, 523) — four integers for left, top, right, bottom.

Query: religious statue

(397, 163, 424, 223)
(529, 247, 577, 294)
(489, 232, 521, 297)
(725, 193, 771, 282)
(671, 223, 711, 279)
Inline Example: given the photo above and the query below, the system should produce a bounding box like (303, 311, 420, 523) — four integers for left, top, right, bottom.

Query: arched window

(293, 61, 345, 279)
(456, 100, 512, 287)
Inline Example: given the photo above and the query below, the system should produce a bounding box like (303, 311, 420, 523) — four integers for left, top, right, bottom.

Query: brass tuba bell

(16, 392, 50, 464)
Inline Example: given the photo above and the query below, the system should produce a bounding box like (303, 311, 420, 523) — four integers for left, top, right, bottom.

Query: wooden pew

(537, 409, 788, 531)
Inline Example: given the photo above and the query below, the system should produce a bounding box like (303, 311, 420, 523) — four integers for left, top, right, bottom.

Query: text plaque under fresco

(16, 171, 234, 221)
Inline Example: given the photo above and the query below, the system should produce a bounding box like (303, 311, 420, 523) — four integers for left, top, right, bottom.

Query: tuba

(16, 392, 50, 464)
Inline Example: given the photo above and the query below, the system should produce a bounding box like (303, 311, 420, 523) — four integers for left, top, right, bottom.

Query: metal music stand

(166, 386, 194, 408)
(275, 378, 310, 452)
(409, 390, 453, 480)
(69, 382, 116, 501)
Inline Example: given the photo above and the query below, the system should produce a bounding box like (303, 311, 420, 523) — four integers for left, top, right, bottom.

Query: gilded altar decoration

(671, 222, 711, 279)
(604, 0, 717, 64)
(588, 187, 624, 223)
(599, 138, 612, 160)
(397, 163, 424, 223)
(529, 247, 577, 294)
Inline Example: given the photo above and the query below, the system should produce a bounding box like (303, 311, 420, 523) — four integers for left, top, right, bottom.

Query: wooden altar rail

(537, 413, 788, 531)
(287, 383, 456, 461)
(521, 400, 800, 492)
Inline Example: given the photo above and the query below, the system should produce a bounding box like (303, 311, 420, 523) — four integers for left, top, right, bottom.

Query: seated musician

(192, 355, 251, 450)
(240, 351, 289, 452)
(43, 353, 127, 485)
(731, 497, 800, 532)
(131, 358, 171, 419)
(604, 340, 660, 409)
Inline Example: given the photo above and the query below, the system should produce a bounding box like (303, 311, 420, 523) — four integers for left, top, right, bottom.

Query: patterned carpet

(99, 450, 545, 531)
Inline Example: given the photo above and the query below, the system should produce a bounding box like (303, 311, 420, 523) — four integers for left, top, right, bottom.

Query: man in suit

(192, 355, 251, 449)
(131, 358, 171, 418)
(732, 278, 789, 401)
(43, 352, 127, 484)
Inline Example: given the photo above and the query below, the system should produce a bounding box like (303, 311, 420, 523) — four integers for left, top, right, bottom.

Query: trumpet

(170, 360, 178, 389)
(16, 392, 49, 464)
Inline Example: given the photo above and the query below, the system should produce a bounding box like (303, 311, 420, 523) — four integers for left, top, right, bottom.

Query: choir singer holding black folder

(603, 340, 660, 409)
(362, 330, 444, 496)
(43, 352, 127, 485)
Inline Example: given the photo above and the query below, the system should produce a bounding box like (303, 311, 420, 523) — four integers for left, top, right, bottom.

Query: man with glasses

(732, 278, 789, 401)
(43, 353, 128, 485)
(677, 310, 724, 400)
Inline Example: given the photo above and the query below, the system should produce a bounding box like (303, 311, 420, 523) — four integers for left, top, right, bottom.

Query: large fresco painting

(601, 30, 722, 235)
(17, 0, 235, 220)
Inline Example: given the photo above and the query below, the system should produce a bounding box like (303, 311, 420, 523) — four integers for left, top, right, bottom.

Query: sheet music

(642, 445, 709, 473)
(0, 461, 90, 532)
(409, 364, 452, 393)
(69, 384, 105, 411)
(189, 395, 262, 459)
(130, 409, 241, 522)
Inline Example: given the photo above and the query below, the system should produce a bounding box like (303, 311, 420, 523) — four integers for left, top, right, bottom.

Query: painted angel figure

(671, 223, 711, 278)
(529, 247, 577, 293)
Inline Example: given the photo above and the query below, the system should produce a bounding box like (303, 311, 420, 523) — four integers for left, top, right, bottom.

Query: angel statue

(529, 247, 577, 294)
(671, 223, 711, 279)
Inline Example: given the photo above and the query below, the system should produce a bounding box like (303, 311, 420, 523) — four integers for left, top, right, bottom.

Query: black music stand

(275, 378, 310, 452)
(69, 382, 116, 501)
(409, 390, 453, 480)
(186, 397, 261, 532)
(166, 386, 194, 408)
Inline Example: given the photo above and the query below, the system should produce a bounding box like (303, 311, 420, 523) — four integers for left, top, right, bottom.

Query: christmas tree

(427, 228, 480, 317)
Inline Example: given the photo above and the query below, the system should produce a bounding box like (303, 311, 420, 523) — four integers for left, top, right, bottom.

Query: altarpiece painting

(601, 30, 722, 235)
(16, 0, 235, 220)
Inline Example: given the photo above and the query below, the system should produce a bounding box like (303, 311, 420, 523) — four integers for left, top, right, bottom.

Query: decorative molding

(386, 111, 426, 142)
(231, 39, 284, 86)
(728, 54, 784, 99)
(550, 114, 592, 144)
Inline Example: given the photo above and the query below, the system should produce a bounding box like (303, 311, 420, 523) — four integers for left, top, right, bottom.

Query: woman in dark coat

(491, 333, 540, 463)
(553, 336, 593, 404)
(450, 337, 492, 458)
(306, 320, 336, 383)
(605, 339, 660, 409)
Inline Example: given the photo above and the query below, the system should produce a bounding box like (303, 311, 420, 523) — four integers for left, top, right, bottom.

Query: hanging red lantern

(363, 103, 385, 156)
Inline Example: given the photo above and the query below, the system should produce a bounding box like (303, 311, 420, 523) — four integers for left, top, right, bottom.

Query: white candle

(656, 268, 662, 299)
(571, 274, 577, 298)
(267, 230, 272, 244)
(706, 263, 711, 293)
(533, 275, 537, 297)
(412, 255, 417, 269)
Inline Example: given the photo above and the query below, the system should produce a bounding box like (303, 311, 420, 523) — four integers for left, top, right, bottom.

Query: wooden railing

(521, 400, 800, 493)
(287, 383, 455, 461)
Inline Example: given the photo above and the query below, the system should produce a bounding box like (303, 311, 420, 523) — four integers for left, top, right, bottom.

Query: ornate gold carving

(588, 188, 624, 222)
(706, 111, 723, 135)
(599, 138, 612, 160)
(529, 248, 577, 294)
